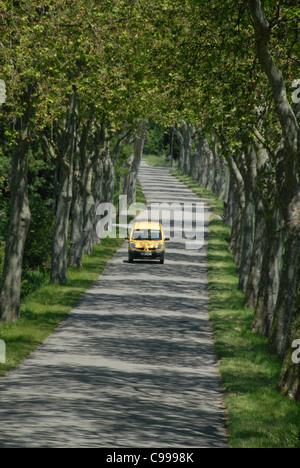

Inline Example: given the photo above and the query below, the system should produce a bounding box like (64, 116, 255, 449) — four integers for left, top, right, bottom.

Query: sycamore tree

(246, 0, 300, 400)
(246, 0, 300, 362)
(0, 0, 73, 321)
(1, 0, 300, 404)
(0, 0, 186, 310)
(140, 0, 300, 401)
(47, 0, 158, 278)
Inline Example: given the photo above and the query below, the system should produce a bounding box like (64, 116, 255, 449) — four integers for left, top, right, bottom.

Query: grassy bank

(172, 170, 300, 448)
(145, 154, 177, 168)
(0, 181, 147, 378)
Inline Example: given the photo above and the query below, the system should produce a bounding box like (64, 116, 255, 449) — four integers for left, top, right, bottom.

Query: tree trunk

(211, 133, 221, 196)
(277, 255, 300, 402)
(82, 164, 95, 255)
(243, 141, 267, 307)
(251, 210, 285, 335)
(204, 141, 214, 192)
(173, 123, 184, 172)
(219, 158, 228, 201)
(182, 121, 194, 176)
(92, 122, 111, 245)
(191, 134, 202, 182)
(68, 123, 90, 268)
(124, 120, 148, 205)
(248, 0, 300, 363)
(50, 88, 77, 284)
(268, 224, 300, 357)
(226, 153, 246, 268)
(102, 148, 115, 205)
(244, 210, 266, 308)
(190, 137, 198, 180)
(0, 122, 31, 322)
(223, 172, 235, 227)
(229, 197, 243, 266)
(238, 192, 255, 291)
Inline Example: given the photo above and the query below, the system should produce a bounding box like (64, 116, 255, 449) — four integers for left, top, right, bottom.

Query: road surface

(0, 161, 228, 448)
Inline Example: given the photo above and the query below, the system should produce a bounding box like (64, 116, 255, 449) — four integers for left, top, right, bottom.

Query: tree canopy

(1, 0, 300, 401)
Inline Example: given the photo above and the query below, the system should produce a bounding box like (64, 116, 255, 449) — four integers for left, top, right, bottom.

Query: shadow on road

(0, 162, 228, 448)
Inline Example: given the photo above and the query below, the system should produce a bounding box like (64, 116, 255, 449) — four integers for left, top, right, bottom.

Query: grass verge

(0, 236, 124, 378)
(145, 154, 177, 168)
(172, 170, 300, 448)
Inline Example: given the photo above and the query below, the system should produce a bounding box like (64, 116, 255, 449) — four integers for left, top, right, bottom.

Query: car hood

(130, 240, 162, 249)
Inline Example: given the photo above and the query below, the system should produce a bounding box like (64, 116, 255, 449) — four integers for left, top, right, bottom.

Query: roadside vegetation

(145, 154, 171, 168)
(144, 122, 178, 168)
(0, 236, 124, 377)
(172, 169, 300, 449)
(0, 182, 145, 378)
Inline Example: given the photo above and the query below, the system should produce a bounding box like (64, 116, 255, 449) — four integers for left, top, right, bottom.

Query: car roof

(132, 221, 162, 230)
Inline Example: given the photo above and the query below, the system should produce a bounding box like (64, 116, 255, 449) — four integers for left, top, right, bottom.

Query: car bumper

(129, 250, 164, 260)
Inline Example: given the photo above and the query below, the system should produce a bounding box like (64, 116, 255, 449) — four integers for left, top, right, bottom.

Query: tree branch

(248, 0, 300, 205)
(247, 0, 299, 155)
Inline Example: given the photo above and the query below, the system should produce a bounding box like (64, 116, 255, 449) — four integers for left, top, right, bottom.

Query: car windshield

(132, 229, 162, 240)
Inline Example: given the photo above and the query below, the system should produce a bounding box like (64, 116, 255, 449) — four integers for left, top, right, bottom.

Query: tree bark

(223, 172, 235, 227)
(50, 87, 77, 284)
(251, 210, 285, 336)
(124, 120, 148, 205)
(244, 210, 266, 308)
(81, 163, 95, 255)
(226, 153, 246, 268)
(69, 123, 90, 268)
(248, 0, 300, 359)
(190, 134, 200, 181)
(211, 133, 221, 196)
(92, 121, 112, 245)
(243, 141, 267, 307)
(0, 118, 31, 322)
(277, 255, 300, 402)
(182, 121, 194, 176)
(238, 191, 255, 291)
(219, 157, 228, 202)
(102, 147, 115, 205)
(268, 225, 300, 357)
(173, 123, 184, 172)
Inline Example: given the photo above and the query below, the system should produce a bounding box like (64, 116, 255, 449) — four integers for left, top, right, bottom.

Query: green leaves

(0, 0, 298, 152)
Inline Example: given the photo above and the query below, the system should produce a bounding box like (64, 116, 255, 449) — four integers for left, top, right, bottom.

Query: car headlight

(157, 244, 163, 250)
(130, 243, 137, 250)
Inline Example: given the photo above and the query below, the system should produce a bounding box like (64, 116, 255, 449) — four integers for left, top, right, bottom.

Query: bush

(21, 268, 48, 299)
(0, 241, 5, 276)
(23, 194, 55, 270)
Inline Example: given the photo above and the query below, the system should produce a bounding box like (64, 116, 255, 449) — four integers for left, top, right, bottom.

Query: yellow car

(126, 221, 169, 264)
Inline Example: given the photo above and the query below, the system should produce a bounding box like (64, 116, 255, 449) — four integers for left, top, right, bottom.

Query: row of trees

(170, 2, 300, 401)
(0, 0, 157, 322)
(0, 0, 299, 400)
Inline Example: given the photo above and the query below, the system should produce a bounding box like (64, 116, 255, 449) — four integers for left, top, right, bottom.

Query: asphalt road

(0, 161, 228, 448)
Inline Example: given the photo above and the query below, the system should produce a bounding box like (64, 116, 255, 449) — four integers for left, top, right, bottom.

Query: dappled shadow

(0, 358, 227, 448)
(0, 161, 228, 448)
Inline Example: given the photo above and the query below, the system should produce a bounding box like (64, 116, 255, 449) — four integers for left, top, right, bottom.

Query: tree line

(0, 0, 300, 401)
(0, 0, 153, 322)
(169, 0, 300, 401)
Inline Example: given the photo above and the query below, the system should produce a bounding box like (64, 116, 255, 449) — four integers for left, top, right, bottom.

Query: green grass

(145, 154, 177, 168)
(0, 236, 124, 377)
(136, 179, 147, 206)
(172, 170, 300, 448)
